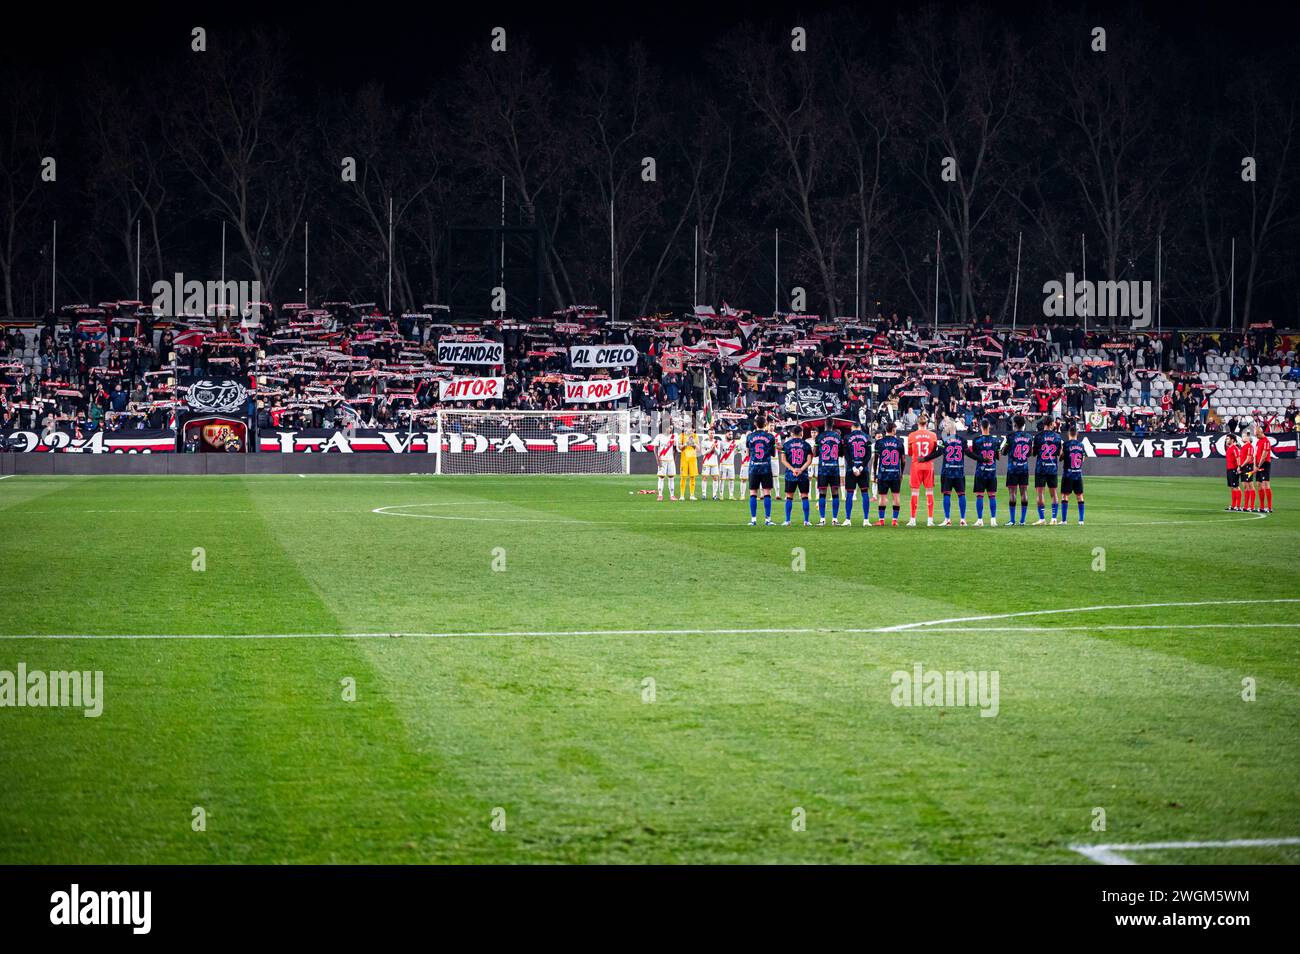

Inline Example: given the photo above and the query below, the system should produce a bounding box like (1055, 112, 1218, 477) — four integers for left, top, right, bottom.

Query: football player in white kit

(700, 428, 721, 500)
(717, 428, 739, 499)
(650, 428, 677, 501)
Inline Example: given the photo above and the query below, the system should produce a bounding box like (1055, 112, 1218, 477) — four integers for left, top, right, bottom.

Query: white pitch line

(3, 601, 1297, 640)
(875, 598, 1300, 632)
(1070, 837, 1300, 865)
(372, 503, 581, 524)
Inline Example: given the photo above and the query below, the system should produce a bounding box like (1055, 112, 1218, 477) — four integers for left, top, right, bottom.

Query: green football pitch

(0, 472, 1297, 864)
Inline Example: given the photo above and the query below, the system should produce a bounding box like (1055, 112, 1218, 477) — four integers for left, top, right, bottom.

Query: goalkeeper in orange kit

(905, 413, 938, 527)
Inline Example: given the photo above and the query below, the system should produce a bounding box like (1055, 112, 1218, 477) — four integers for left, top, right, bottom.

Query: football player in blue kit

(966, 417, 1002, 526)
(1060, 423, 1086, 525)
(780, 424, 814, 527)
(1032, 417, 1064, 525)
(922, 420, 970, 526)
(1002, 414, 1034, 526)
(842, 424, 874, 527)
(745, 415, 777, 526)
(874, 421, 905, 527)
(815, 425, 844, 526)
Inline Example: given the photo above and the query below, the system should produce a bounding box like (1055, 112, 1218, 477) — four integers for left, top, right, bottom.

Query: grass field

(0, 472, 1297, 864)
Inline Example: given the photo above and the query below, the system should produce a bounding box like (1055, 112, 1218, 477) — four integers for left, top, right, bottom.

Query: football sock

(1038, 504, 1045, 521)
(990, 497, 997, 519)
(958, 495, 966, 519)
(657, 476, 664, 496)
(892, 505, 900, 520)
(802, 498, 810, 521)
(910, 496, 918, 518)
(785, 498, 793, 522)
(832, 496, 840, 521)
(749, 496, 757, 518)
(818, 496, 826, 519)
(976, 496, 984, 519)
(763, 496, 772, 518)
(926, 493, 934, 517)
(1078, 502, 1085, 522)
(1061, 500, 1070, 522)
(845, 492, 854, 520)
(878, 504, 886, 520)
(1020, 502, 1028, 523)
(943, 495, 951, 520)
(1051, 501, 1058, 520)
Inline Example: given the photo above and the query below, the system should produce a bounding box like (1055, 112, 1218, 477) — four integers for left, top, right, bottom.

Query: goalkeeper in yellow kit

(678, 428, 700, 500)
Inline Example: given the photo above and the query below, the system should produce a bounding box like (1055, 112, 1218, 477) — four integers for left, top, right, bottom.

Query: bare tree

(0, 70, 55, 316)
(896, 5, 1023, 324)
(458, 41, 577, 312)
(835, 43, 899, 317)
(83, 71, 170, 300)
(723, 21, 845, 316)
(323, 82, 444, 311)
(1227, 59, 1297, 328)
(167, 32, 309, 304)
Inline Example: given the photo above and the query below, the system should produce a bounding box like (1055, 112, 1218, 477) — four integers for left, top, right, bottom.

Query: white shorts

(702, 462, 719, 475)
(720, 465, 736, 478)
(657, 457, 677, 477)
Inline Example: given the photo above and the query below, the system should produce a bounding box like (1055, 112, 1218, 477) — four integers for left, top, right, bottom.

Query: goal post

(435, 409, 631, 475)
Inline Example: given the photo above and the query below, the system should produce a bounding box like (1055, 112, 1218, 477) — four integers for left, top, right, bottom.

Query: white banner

(563, 377, 630, 404)
(437, 340, 504, 365)
(439, 376, 505, 401)
(569, 344, 639, 368)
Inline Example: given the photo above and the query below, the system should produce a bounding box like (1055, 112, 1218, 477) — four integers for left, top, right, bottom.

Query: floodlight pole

(220, 221, 227, 319)
(500, 176, 506, 294)
(135, 220, 141, 301)
(693, 225, 699, 307)
(1229, 237, 1236, 333)
(610, 198, 616, 321)
(932, 229, 940, 333)
(51, 220, 56, 315)
(1081, 233, 1087, 335)
(855, 228, 861, 321)
(774, 229, 780, 315)
(1156, 232, 1162, 333)
(304, 220, 310, 309)
(387, 196, 394, 313)
(1011, 230, 1022, 332)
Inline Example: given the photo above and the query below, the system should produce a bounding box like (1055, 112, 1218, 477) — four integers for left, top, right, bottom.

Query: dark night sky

(6, 1, 1298, 96)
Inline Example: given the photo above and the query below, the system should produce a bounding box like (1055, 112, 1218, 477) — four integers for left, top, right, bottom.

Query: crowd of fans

(1, 301, 1297, 444)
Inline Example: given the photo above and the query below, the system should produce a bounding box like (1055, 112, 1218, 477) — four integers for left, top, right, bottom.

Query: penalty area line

(1070, 837, 1300, 865)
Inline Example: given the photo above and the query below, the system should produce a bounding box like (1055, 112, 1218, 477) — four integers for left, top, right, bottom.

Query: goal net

(435, 409, 631, 475)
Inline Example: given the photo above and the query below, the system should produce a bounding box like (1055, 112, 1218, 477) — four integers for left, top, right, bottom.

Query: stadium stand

(2, 302, 1297, 444)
